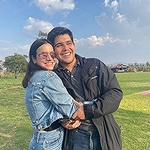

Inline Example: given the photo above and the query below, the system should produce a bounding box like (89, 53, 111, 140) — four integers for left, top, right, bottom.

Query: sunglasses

(38, 52, 56, 59)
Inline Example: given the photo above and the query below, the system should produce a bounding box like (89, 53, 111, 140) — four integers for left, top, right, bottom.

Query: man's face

(54, 34, 76, 68)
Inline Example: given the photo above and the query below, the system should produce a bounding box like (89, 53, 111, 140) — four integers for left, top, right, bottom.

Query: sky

(0, 0, 150, 66)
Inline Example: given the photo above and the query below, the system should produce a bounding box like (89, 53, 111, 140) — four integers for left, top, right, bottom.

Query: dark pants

(73, 129, 101, 150)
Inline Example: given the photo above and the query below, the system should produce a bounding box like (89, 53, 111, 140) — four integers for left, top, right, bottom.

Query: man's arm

(83, 61, 123, 119)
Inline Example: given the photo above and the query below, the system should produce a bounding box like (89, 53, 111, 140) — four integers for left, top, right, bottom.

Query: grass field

(0, 72, 150, 150)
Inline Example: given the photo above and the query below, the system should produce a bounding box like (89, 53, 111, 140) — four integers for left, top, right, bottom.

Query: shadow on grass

(114, 108, 150, 150)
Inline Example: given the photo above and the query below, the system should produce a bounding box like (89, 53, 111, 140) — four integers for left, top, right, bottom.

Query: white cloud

(17, 44, 30, 53)
(104, 0, 118, 10)
(0, 44, 30, 61)
(58, 21, 70, 28)
(95, 12, 131, 37)
(96, 0, 150, 39)
(0, 44, 30, 53)
(104, 0, 109, 6)
(116, 13, 126, 23)
(119, 0, 150, 27)
(88, 0, 150, 64)
(0, 40, 11, 44)
(111, 0, 118, 8)
(32, 0, 75, 15)
(75, 33, 131, 47)
(74, 34, 132, 65)
(24, 17, 53, 38)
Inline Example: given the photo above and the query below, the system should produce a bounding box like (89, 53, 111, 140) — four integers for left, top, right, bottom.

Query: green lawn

(115, 72, 150, 150)
(0, 72, 150, 150)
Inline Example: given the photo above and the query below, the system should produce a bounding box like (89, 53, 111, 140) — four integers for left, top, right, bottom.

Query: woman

(22, 39, 81, 150)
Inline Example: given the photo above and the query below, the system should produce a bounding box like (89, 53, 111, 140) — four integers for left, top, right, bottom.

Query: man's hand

(60, 100, 85, 130)
(72, 100, 85, 120)
(61, 120, 81, 130)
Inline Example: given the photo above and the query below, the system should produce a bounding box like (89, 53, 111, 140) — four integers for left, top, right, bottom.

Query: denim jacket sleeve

(42, 71, 78, 118)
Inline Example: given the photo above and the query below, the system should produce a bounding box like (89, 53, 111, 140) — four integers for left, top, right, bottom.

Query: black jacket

(54, 54, 123, 150)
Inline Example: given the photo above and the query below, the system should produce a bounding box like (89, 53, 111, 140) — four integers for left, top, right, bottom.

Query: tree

(146, 62, 150, 67)
(0, 60, 3, 71)
(38, 30, 48, 39)
(3, 53, 28, 78)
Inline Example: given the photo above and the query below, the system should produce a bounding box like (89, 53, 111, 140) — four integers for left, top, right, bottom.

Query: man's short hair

(47, 27, 74, 45)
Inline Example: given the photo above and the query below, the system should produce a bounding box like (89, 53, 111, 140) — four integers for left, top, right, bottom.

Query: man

(47, 27, 123, 150)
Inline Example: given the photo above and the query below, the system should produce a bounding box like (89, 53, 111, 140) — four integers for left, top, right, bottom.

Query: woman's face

(32, 43, 56, 70)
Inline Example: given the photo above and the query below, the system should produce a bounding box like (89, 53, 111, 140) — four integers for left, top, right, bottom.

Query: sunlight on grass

(0, 73, 150, 150)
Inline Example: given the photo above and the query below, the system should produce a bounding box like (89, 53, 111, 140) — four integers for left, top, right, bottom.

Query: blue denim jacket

(25, 70, 78, 132)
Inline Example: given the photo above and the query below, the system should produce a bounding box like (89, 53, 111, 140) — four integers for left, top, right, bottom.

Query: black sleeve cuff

(84, 104, 94, 119)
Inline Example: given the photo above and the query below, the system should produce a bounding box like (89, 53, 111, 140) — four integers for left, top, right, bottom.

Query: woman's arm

(42, 71, 78, 118)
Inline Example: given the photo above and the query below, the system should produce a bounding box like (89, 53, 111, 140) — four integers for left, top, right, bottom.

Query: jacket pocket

(42, 127, 64, 149)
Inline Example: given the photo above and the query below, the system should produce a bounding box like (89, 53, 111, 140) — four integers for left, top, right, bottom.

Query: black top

(57, 58, 97, 131)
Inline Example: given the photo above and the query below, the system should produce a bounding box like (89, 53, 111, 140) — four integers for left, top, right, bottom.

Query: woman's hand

(61, 119, 81, 130)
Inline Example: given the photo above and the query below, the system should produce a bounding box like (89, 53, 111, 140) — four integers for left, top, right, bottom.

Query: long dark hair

(22, 39, 53, 88)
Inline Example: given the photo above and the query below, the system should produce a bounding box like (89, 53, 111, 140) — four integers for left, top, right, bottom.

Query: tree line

(127, 62, 150, 72)
(0, 52, 150, 79)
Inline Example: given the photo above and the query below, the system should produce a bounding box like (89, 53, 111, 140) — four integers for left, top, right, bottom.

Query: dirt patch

(0, 132, 12, 138)
(0, 86, 22, 93)
(136, 90, 150, 96)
